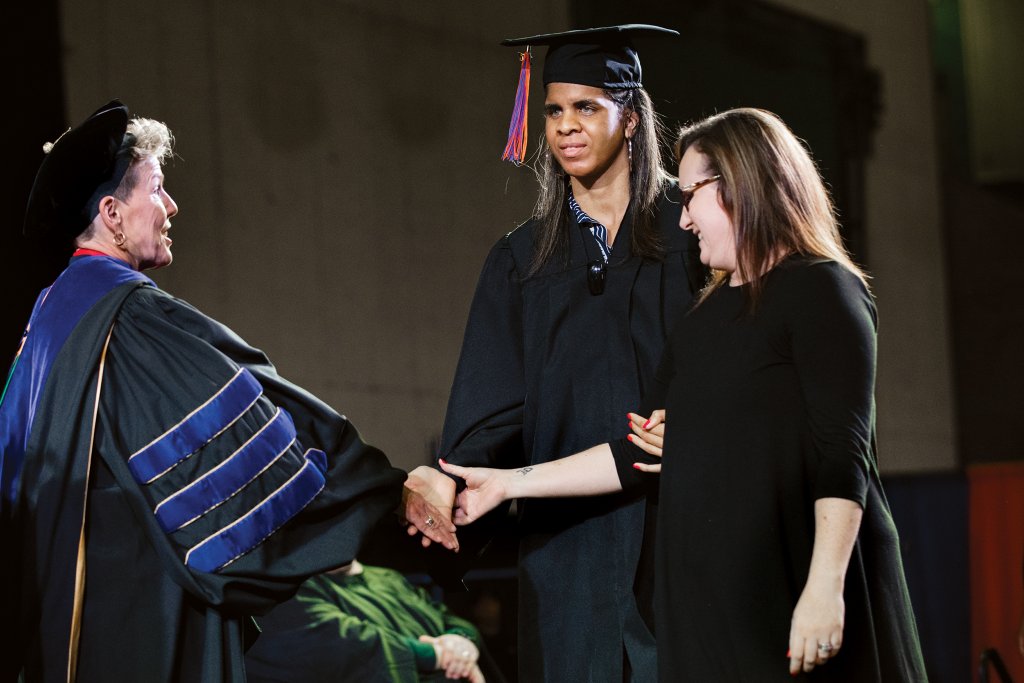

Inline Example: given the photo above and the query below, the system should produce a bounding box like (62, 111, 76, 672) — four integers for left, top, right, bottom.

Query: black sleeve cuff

(610, 437, 659, 491)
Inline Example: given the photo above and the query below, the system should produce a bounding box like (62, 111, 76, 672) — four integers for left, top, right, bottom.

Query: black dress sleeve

(95, 287, 405, 615)
(609, 331, 676, 490)
(438, 237, 526, 469)
(787, 262, 877, 507)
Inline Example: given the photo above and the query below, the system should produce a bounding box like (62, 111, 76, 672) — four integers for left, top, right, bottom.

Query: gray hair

(113, 117, 174, 201)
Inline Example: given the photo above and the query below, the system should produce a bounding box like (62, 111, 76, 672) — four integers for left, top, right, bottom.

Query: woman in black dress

(441, 108, 928, 681)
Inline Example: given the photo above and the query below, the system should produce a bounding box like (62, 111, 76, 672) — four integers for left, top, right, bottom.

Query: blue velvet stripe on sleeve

(128, 368, 263, 484)
(184, 448, 327, 573)
(153, 408, 297, 533)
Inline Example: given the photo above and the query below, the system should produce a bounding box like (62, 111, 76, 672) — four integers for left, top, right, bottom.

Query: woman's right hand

(628, 409, 665, 473)
(439, 459, 511, 525)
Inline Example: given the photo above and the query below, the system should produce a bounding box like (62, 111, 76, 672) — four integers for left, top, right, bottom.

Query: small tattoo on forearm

(515, 466, 534, 476)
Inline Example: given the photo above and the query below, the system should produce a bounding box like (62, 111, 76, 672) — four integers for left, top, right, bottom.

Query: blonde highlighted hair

(113, 117, 174, 200)
(674, 108, 868, 307)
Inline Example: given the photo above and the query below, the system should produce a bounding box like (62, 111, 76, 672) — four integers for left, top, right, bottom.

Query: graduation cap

(500, 24, 679, 164)
(23, 99, 132, 241)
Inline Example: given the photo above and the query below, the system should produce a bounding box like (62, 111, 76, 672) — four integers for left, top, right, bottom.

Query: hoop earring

(114, 231, 127, 248)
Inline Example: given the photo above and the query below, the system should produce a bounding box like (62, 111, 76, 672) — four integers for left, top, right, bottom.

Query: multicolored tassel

(502, 48, 531, 165)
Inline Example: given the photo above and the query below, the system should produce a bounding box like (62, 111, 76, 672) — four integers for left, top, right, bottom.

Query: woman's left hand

(788, 576, 844, 674)
(628, 409, 665, 473)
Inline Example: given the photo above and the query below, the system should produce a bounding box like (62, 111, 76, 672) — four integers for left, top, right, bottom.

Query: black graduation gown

(0, 255, 405, 682)
(439, 187, 703, 682)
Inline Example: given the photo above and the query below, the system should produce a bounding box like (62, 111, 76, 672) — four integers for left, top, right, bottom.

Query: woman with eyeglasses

(440, 108, 928, 681)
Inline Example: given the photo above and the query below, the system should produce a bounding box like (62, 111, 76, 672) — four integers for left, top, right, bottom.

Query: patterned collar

(567, 190, 612, 262)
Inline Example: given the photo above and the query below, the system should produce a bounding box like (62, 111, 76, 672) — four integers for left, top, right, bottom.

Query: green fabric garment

(245, 566, 480, 683)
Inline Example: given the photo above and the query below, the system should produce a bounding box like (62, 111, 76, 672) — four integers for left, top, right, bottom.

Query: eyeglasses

(679, 174, 721, 211)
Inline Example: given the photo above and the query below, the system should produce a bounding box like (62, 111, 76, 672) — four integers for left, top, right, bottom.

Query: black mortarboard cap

(501, 24, 678, 89)
(499, 24, 678, 163)
(23, 99, 131, 240)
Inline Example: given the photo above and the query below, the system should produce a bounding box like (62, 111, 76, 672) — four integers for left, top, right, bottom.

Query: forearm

(505, 443, 622, 499)
(806, 497, 863, 588)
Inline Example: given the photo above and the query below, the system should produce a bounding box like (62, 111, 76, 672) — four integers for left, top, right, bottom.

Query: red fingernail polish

(643, 421, 651, 429)
(439, 458, 447, 465)
(633, 463, 642, 470)
(627, 434, 634, 442)
(786, 649, 791, 658)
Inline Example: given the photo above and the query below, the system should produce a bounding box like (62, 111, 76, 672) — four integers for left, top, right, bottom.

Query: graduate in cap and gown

(404, 25, 704, 682)
(0, 101, 456, 683)
(439, 109, 929, 682)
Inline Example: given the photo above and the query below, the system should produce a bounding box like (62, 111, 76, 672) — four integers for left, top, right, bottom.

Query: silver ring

(818, 643, 834, 653)
(425, 515, 436, 528)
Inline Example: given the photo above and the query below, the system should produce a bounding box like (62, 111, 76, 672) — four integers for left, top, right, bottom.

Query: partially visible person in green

(244, 560, 485, 683)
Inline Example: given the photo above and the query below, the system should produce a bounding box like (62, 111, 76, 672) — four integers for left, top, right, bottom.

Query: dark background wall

(2, 0, 69, 359)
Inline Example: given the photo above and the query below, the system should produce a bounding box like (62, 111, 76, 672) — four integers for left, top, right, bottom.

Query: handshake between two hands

(399, 410, 666, 551)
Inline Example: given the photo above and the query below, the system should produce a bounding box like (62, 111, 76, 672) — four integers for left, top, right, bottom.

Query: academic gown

(0, 255, 405, 683)
(439, 186, 703, 682)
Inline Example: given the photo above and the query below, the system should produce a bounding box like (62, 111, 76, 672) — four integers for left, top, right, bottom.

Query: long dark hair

(674, 108, 868, 308)
(528, 87, 673, 276)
